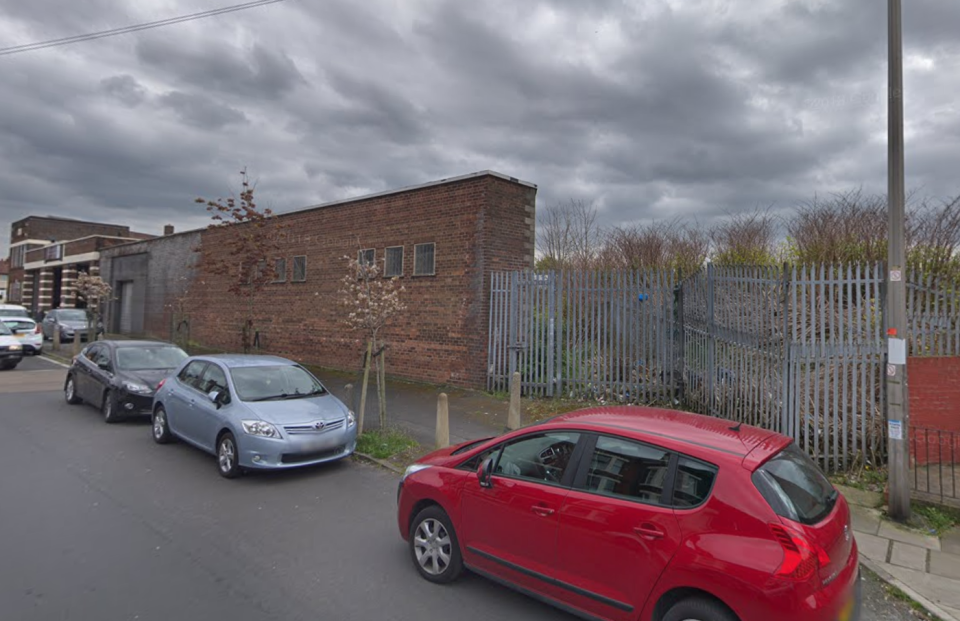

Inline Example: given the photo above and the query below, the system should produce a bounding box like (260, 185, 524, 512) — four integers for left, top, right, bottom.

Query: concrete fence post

(436, 393, 450, 449)
(52, 328, 61, 352)
(508, 371, 521, 430)
(344, 383, 354, 413)
(73, 331, 81, 356)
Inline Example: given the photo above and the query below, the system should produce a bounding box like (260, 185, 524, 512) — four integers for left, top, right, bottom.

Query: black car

(64, 340, 189, 422)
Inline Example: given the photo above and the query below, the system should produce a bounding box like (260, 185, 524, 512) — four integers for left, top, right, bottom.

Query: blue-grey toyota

(151, 354, 357, 478)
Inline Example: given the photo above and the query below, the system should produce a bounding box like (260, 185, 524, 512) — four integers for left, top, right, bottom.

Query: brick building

(5, 216, 153, 315)
(0, 258, 8, 302)
(100, 171, 537, 388)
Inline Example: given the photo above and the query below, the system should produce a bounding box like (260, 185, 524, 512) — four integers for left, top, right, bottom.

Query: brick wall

(909, 356, 960, 465)
(100, 231, 201, 339)
(106, 172, 536, 389)
(11, 217, 130, 245)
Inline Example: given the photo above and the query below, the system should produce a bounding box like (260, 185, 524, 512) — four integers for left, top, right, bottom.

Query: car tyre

(217, 432, 242, 479)
(65, 375, 82, 404)
(1, 361, 18, 370)
(663, 597, 738, 621)
(102, 390, 119, 424)
(152, 406, 173, 444)
(409, 506, 464, 584)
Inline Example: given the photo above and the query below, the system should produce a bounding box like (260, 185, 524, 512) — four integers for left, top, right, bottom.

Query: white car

(0, 304, 41, 355)
(0, 316, 42, 355)
(0, 322, 24, 370)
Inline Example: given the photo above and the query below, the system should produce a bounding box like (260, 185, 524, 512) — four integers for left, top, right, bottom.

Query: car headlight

(122, 381, 152, 395)
(8, 344, 22, 351)
(241, 420, 281, 438)
(402, 463, 432, 482)
(346, 410, 356, 427)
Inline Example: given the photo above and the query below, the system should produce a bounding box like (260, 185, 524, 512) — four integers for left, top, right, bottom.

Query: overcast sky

(1, 0, 958, 255)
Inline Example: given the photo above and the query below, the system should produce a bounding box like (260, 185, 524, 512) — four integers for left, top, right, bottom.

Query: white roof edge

(293, 170, 537, 214)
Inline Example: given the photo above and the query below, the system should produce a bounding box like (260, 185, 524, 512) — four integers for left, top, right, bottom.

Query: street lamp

(886, 0, 910, 521)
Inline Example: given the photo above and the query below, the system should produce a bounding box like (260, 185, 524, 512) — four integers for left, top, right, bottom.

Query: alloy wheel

(413, 518, 452, 576)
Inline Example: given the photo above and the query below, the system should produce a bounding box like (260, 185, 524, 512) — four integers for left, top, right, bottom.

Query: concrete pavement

(851, 493, 960, 620)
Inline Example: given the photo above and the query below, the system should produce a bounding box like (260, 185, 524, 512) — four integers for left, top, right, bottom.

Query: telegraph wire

(0, 0, 285, 57)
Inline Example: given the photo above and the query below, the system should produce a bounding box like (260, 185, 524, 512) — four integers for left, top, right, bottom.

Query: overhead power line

(0, 0, 285, 57)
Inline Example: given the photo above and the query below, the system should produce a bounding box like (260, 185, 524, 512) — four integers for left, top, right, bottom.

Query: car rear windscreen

(752, 443, 838, 525)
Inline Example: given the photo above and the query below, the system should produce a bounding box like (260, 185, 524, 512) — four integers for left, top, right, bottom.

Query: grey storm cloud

(0, 0, 959, 253)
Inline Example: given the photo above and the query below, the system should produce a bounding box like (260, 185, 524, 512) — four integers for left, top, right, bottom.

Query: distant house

(4, 216, 155, 315)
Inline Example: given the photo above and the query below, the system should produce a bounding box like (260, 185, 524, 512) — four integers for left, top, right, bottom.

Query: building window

(11, 245, 25, 268)
(292, 256, 307, 282)
(44, 244, 63, 262)
(358, 249, 375, 268)
(414, 243, 435, 276)
(10, 281, 20, 302)
(384, 246, 404, 277)
(274, 258, 286, 282)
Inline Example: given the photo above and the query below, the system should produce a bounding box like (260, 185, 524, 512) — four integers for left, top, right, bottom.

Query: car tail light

(157, 379, 166, 390)
(35, 324, 41, 334)
(770, 524, 831, 581)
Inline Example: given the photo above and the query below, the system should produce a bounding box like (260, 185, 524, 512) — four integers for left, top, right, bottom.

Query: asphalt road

(0, 355, 930, 621)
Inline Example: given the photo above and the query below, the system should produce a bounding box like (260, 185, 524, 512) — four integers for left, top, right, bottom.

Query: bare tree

(908, 194, 960, 277)
(75, 273, 112, 339)
(710, 207, 780, 266)
(195, 169, 285, 353)
(536, 199, 603, 270)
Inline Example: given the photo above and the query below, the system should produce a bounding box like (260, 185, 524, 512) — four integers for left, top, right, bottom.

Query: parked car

(0, 321, 24, 370)
(42, 308, 90, 342)
(0, 303, 32, 319)
(397, 406, 861, 621)
(64, 340, 188, 422)
(0, 316, 42, 355)
(151, 355, 357, 478)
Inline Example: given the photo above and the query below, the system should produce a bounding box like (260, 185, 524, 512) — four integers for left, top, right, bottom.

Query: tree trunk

(357, 339, 373, 435)
(378, 347, 387, 429)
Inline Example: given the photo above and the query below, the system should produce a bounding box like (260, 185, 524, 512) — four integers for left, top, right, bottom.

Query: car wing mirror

(97, 361, 112, 372)
(478, 457, 494, 488)
(208, 390, 222, 408)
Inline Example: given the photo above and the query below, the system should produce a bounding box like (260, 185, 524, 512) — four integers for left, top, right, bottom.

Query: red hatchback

(397, 406, 861, 621)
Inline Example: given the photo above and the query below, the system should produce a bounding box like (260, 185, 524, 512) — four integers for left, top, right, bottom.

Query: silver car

(151, 354, 357, 478)
(42, 308, 90, 342)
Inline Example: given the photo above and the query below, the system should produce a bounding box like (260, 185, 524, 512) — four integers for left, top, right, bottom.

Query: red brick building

(100, 171, 537, 388)
(5, 216, 152, 314)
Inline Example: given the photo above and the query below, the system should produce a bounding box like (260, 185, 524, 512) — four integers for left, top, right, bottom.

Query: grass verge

(357, 427, 419, 460)
(863, 566, 945, 621)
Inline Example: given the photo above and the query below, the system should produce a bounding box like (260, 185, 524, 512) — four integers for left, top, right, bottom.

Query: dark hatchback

(65, 340, 188, 423)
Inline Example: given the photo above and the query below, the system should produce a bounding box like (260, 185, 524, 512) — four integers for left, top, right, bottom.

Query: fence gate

(678, 265, 789, 434)
(487, 270, 676, 402)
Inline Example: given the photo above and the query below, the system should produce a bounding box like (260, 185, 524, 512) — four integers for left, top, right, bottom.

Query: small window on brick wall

(414, 243, 435, 276)
(274, 258, 286, 282)
(292, 256, 307, 282)
(385, 246, 403, 277)
(358, 248, 375, 268)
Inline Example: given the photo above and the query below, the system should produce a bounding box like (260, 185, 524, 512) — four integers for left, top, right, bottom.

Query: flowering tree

(75, 273, 112, 339)
(338, 254, 406, 434)
(196, 169, 284, 353)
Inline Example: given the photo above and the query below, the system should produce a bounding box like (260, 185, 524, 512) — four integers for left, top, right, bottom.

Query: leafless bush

(787, 189, 887, 264)
(602, 219, 709, 275)
(710, 207, 779, 266)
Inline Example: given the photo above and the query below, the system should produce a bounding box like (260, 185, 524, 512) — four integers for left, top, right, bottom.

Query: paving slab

(836, 484, 884, 509)
(855, 532, 892, 563)
(930, 551, 960, 581)
(890, 542, 928, 571)
(878, 520, 942, 551)
(850, 504, 882, 536)
(884, 564, 960, 612)
(942, 530, 960, 556)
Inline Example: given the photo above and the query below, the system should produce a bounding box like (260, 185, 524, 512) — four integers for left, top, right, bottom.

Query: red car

(397, 406, 861, 621)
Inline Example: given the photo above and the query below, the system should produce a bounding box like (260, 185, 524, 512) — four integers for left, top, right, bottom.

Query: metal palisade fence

(488, 263, 960, 472)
